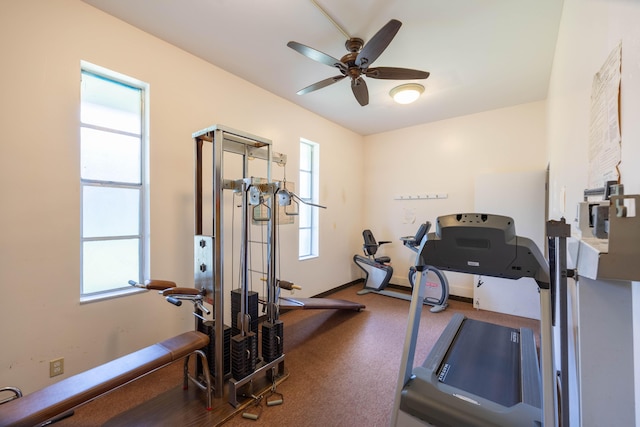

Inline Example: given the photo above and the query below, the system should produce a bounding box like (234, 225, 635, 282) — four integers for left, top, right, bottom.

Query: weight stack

(262, 320, 284, 362)
(231, 332, 257, 380)
(198, 322, 231, 377)
(231, 289, 259, 336)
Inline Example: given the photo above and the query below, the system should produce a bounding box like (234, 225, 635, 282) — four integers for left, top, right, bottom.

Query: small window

(299, 139, 319, 259)
(80, 63, 149, 300)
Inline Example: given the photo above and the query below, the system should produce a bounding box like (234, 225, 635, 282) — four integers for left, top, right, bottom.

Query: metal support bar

(240, 179, 251, 335)
(212, 128, 225, 398)
(539, 287, 557, 427)
(183, 349, 213, 410)
(547, 218, 572, 427)
(267, 183, 279, 323)
(390, 264, 428, 427)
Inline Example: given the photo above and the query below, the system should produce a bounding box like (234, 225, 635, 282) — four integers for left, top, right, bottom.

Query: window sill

(80, 287, 146, 304)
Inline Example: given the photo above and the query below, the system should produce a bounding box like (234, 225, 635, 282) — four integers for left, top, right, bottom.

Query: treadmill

(392, 213, 555, 427)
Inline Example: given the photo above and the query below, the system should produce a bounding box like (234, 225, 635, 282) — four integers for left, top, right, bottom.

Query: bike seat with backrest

(362, 229, 391, 264)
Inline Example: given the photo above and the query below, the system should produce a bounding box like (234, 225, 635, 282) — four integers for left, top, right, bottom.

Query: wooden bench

(0, 331, 210, 427)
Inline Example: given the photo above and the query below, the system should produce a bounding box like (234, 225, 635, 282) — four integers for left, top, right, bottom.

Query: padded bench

(0, 331, 210, 427)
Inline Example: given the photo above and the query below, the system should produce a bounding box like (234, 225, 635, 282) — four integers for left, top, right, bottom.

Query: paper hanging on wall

(403, 208, 416, 224)
(588, 41, 621, 189)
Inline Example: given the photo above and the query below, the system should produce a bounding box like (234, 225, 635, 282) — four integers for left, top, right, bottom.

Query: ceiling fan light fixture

(390, 83, 424, 104)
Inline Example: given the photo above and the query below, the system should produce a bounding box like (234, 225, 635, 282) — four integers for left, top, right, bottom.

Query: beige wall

(0, 0, 364, 393)
(362, 101, 548, 297)
(546, 0, 640, 424)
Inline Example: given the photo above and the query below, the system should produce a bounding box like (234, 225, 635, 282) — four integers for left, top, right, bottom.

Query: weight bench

(279, 296, 365, 311)
(0, 331, 210, 427)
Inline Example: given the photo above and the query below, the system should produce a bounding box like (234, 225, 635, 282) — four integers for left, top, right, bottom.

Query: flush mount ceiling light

(390, 83, 425, 104)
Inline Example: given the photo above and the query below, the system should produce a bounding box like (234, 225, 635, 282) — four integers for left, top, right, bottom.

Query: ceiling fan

(287, 11, 430, 106)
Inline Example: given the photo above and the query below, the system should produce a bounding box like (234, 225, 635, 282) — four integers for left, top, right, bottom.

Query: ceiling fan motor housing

(345, 37, 364, 53)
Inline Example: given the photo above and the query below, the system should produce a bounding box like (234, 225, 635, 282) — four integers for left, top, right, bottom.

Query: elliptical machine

(353, 222, 449, 313)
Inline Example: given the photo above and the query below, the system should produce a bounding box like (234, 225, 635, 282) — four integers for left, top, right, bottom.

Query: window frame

(79, 61, 150, 302)
(298, 138, 319, 260)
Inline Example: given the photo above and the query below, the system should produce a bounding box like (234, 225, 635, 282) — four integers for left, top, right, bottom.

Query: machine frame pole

(212, 127, 225, 397)
(539, 286, 557, 427)
(267, 183, 278, 322)
(547, 218, 572, 427)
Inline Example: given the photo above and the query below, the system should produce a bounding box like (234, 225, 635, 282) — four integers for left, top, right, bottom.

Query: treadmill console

(417, 213, 549, 289)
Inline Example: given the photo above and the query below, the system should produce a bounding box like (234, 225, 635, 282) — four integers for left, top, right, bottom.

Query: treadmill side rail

(520, 327, 542, 408)
(399, 371, 542, 427)
(422, 313, 464, 373)
(399, 316, 542, 427)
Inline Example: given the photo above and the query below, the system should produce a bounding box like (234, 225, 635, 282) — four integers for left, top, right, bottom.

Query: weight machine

(191, 125, 363, 413)
(192, 125, 288, 407)
(124, 125, 361, 423)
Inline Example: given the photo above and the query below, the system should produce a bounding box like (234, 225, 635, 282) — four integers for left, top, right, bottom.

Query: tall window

(80, 62, 149, 300)
(299, 139, 319, 259)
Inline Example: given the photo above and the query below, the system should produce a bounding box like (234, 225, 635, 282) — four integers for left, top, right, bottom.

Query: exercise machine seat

(362, 229, 391, 264)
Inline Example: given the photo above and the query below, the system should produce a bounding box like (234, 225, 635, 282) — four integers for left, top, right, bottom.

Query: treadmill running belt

(437, 319, 521, 407)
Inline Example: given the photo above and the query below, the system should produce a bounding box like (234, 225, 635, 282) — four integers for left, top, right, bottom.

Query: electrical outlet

(50, 358, 64, 377)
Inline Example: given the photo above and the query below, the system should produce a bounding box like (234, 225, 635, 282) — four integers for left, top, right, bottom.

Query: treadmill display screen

(437, 318, 521, 407)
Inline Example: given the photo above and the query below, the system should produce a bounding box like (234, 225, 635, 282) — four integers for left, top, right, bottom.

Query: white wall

(547, 0, 640, 218)
(361, 101, 548, 297)
(0, 0, 364, 394)
(547, 0, 640, 425)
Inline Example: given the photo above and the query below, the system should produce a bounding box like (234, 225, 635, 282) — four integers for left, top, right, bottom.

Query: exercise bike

(353, 222, 449, 313)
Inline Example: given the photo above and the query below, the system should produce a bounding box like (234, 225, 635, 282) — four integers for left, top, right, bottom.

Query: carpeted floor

(57, 282, 539, 426)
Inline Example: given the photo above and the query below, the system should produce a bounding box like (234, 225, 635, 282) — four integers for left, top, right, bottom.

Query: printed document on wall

(588, 42, 621, 189)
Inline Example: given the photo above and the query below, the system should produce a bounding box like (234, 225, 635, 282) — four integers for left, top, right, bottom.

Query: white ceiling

(81, 0, 563, 136)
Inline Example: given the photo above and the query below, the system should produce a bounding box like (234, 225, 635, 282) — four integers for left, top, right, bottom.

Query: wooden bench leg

(183, 350, 213, 410)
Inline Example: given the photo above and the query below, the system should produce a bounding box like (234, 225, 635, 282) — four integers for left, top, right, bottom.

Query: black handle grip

(166, 296, 182, 306)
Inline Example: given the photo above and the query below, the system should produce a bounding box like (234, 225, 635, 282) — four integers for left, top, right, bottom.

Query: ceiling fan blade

(351, 77, 369, 106)
(355, 19, 402, 69)
(287, 41, 347, 72)
(365, 67, 430, 80)
(297, 75, 346, 95)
